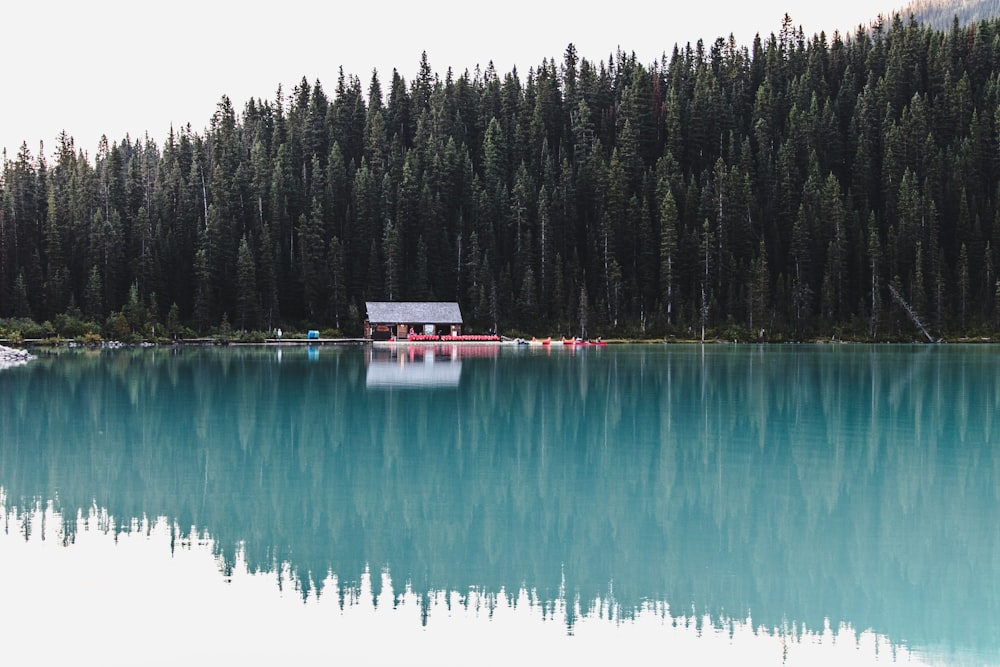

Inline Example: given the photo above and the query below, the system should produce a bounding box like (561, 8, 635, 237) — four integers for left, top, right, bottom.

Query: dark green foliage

(235, 235, 260, 331)
(6, 13, 1000, 339)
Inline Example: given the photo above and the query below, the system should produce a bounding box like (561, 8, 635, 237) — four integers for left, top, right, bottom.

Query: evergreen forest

(4, 12, 1000, 341)
(904, 0, 1000, 31)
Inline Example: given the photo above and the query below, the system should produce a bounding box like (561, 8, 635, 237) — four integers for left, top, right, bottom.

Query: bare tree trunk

(888, 282, 936, 342)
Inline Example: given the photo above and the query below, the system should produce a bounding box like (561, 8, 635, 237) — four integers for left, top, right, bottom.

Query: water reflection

(2, 501, 936, 667)
(366, 345, 464, 389)
(1, 345, 998, 665)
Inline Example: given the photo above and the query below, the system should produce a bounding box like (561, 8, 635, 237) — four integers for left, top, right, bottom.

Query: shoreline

(5, 331, 1000, 350)
(6, 337, 999, 351)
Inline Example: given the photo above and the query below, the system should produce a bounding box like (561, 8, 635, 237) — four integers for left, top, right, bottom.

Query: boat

(562, 338, 607, 346)
(529, 337, 551, 346)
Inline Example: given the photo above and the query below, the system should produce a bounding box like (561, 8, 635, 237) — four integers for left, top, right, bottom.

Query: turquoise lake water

(0, 343, 997, 666)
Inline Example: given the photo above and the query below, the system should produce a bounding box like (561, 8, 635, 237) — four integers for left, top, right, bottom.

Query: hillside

(898, 0, 1000, 28)
(5, 15, 1000, 343)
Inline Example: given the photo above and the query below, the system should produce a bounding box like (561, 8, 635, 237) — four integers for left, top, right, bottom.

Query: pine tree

(13, 271, 31, 318)
(790, 205, 814, 328)
(958, 243, 970, 329)
(123, 282, 145, 333)
(84, 265, 103, 321)
(699, 219, 714, 340)
(298, 200, 328, 319)
(412, 235, 432, 300)
(328, 235, 346, 330)
(659, 188, 680, 326)
(235, 235, 260, 331)
(43, 188, 68, 319)
(382, 219, 402, 302)
(192, 239, 213, 333)
(601, 150, 626, 326)
(751, 239, 771, 336)
(867, 216, 882, 339)
(257, 223, 280, 331)
(166, 302, 182, 339)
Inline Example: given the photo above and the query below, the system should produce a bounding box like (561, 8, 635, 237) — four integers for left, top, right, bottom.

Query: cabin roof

(365, 301, 463, 323)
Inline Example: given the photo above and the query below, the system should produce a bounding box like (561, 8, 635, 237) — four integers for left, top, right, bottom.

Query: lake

(1, 343, 997, 666)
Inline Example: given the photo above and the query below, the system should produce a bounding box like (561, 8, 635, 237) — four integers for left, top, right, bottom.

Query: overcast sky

(3, 1, 897, 160)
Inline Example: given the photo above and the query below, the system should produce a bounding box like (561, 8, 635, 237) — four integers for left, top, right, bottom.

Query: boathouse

(364, 302, 464, 341)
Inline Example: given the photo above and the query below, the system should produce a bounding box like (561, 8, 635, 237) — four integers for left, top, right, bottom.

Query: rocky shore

(0, 344, 35, 370)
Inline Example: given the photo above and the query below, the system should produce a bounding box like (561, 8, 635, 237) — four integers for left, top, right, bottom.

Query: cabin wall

(365, 319, 463, 339)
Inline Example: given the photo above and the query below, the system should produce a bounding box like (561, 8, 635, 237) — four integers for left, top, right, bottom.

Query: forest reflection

(0, 344, 997, 661)
(1, 501, 941, 667)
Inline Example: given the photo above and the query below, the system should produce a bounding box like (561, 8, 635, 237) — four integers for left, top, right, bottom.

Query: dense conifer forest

(904, 0, 1000, 30)
(4, 12, 1000, 341)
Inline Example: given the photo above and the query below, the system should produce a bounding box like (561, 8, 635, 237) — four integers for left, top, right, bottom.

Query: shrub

(213, 314, 233, 343)
(55, 312, 100, 339)
(236, 330, 267, 343)
(29, 320, 57, 339)
(75, 332, 103, 346)
(104, 312, 131, 341)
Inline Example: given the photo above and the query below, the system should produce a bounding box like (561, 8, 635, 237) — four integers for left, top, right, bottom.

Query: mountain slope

(898, 0, 1000, 29)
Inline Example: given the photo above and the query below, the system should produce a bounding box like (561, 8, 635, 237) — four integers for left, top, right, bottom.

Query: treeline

(4, 13, 1000, 340)
(903, 0, 1000, 31)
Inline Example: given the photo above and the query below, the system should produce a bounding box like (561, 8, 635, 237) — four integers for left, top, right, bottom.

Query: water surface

(1, 344, 997, 665)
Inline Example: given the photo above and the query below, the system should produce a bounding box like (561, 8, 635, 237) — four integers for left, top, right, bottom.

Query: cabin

(364, 302, 464, 341)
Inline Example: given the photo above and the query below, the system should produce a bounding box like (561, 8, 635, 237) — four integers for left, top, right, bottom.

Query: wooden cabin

(364, 302, 464, 340)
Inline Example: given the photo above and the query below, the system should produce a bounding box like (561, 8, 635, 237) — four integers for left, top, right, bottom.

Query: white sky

(3, 1, 897, 160)
(0, 507, 933, 667)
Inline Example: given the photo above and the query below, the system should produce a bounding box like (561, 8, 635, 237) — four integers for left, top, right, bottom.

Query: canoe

(562, 338, 607, 346)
